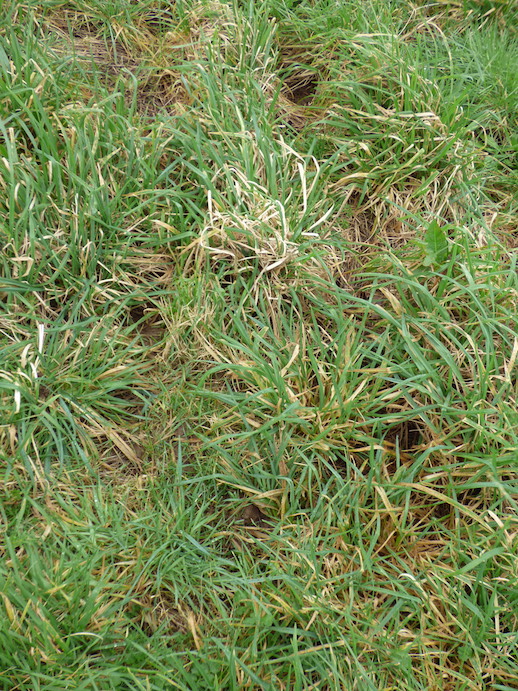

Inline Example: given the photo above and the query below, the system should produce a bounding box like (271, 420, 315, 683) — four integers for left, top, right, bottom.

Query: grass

(0, 0, 517, 688)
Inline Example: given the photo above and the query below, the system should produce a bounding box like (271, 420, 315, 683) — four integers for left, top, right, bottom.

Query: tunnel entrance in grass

(382, 418, 423, 477)
(282, 70, 319, 105)
(386, 419, 422, 454)
(276, 48, 322, 106)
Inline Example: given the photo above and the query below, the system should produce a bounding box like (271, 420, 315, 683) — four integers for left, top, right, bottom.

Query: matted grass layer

(1, 0, 517, 689)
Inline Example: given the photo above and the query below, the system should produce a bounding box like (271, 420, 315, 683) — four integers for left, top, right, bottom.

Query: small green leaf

(458, 645, 473, 662)
(0, 44, 9, 70)
(424, 220, 449, 266)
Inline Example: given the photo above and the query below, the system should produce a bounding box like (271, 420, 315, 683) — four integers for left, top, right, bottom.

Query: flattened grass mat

(1, 1, 517, 688)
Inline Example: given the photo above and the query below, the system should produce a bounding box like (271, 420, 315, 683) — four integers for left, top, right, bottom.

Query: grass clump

(1, 0, 517, 689)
